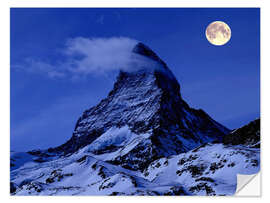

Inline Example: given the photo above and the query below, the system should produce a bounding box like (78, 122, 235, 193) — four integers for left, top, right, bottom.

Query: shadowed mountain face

(223, 119, 260, 147)
(51, 43, 229, 170)
(10, 43, 260, 196)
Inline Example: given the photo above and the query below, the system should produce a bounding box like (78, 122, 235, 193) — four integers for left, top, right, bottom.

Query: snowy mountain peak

(10, 42, 260, 196)
(47, 43, 229, 171)
(132, 42, 166, 65)
(130, 42, 180, 95)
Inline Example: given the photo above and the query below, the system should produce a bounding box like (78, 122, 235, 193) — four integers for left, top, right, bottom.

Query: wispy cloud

(12, 37, 150, 79)
(64, 37, 138, 75)
(12, 58, 66, 79)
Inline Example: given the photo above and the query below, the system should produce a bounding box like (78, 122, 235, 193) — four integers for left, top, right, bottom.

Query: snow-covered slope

(49, 42, 229, 171)
(142, 143, 259, 195)
(10, 42, 260, 196)
(10, 141, 260, 195)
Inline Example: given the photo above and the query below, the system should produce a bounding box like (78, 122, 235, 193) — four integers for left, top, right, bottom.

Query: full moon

(206, 21, 231, 46)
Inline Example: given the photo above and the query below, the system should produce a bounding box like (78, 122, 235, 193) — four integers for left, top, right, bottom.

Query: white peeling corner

(235, 172, 261, 196)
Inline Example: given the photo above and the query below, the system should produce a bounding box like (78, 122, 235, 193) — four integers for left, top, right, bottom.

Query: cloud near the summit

(12, 37, 150, 79)
(64, 37, 139, 75)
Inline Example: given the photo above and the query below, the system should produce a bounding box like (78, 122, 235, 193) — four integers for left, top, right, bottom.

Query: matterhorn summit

(10, 43, 260, 196)
(51, 42, 229, 170)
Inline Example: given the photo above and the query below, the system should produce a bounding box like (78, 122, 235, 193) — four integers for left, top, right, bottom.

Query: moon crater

(206, 21, 231, 46)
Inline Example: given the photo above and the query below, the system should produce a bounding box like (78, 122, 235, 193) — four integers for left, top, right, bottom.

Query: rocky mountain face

(10, 120, 260, 195)
(10, 43, 260, 196)
(50, 43, 229, 171)
(223, 119, 260, 148)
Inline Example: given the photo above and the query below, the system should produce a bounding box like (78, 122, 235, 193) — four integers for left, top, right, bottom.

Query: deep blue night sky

(11, 8, 260, 151)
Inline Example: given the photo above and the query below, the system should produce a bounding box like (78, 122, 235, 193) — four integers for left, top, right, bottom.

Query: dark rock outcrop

(223, 119, 260, 147)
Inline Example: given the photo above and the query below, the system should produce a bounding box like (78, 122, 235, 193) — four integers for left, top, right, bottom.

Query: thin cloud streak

(12, 37, 142, 79)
